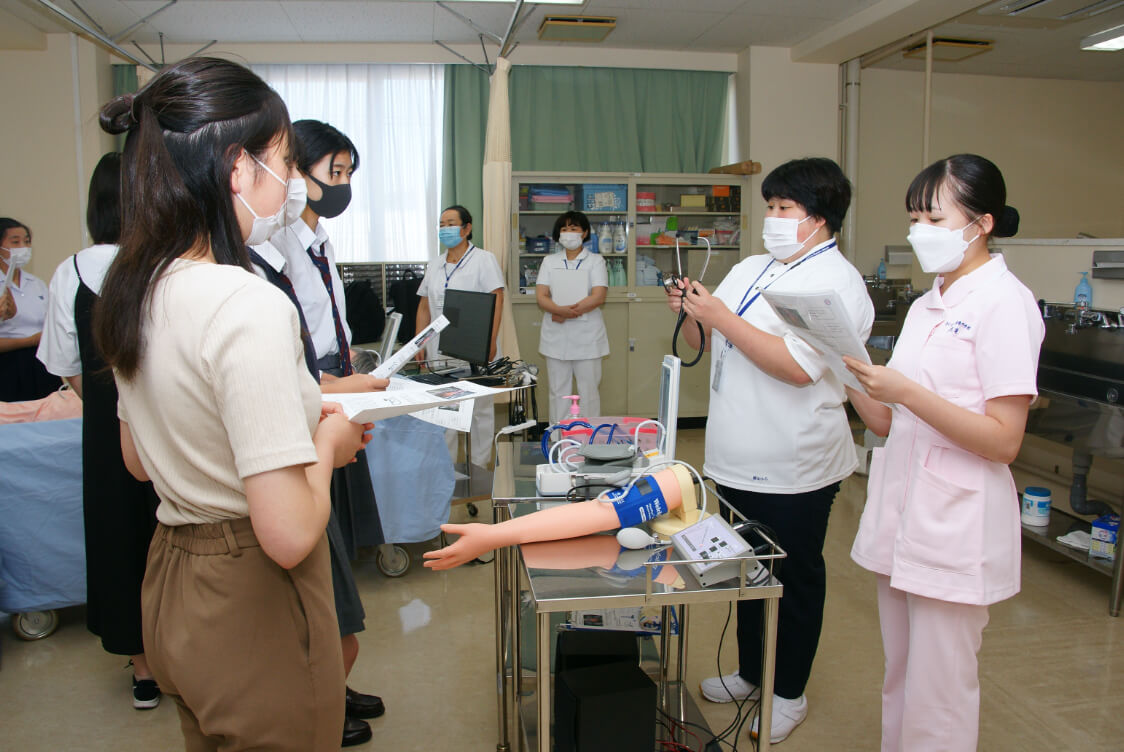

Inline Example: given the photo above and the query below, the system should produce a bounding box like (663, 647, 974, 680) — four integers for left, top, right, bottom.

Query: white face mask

(2, 246, 31, 268)
(283, 176, 308, 228)
(907, 218, 980, 274)
(762, 215, 814, 261)
(235, 152, 289, 246)
(559, 232, 584, 251)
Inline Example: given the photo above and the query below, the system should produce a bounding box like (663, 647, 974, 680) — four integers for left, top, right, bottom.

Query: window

(254, 64, 445, 263)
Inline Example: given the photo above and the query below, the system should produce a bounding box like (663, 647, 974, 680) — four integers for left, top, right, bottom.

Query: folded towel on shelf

(1056, 530, 1092, 551)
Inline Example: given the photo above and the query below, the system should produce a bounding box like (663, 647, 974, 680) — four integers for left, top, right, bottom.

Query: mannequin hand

(680, 280, 727, 329)
(423, 523, 503, 570)
(843, 356, 916, 404)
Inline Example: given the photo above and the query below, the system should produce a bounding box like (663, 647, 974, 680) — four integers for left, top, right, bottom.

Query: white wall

(0, 33, 114, 280)
(855, 67, 1124, 281)
(738, 46, 840, 255)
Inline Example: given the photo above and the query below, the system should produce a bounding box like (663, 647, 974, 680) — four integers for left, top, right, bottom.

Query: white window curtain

(253, 63, 445, 263)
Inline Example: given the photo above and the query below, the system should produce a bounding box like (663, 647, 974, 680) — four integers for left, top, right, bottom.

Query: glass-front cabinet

(509, 172, 751, 419)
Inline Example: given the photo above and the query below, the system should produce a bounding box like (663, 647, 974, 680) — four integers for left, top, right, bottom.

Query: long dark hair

(95, 57, 292, 379)
(87, 152, 122, 245)
(906, 154, 1019, 238)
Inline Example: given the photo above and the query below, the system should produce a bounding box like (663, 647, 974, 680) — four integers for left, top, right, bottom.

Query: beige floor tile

(2, 428, 1121, 750)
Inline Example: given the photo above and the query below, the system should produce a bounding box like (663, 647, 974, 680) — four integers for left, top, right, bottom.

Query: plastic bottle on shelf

(877, 259, 887, 282)
(599, 220, 614, 257)
(613, 218, 628, 253)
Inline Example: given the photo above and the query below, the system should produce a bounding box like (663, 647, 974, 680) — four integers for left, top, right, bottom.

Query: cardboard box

(679, 194, 707, 208)
(1090, 514, 1119, 561)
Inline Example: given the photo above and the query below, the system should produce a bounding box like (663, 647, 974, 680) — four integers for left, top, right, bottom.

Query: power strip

(670, 515, 763, 587)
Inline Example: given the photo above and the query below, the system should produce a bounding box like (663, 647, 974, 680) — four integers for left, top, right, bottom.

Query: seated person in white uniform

(0, 217, 61, 402)
(415, 204, 505, 468)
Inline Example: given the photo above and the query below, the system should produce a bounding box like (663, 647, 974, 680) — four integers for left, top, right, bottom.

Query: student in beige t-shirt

(95, 58, 368, 752)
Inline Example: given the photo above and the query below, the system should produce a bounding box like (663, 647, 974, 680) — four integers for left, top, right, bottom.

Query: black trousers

(719, 481, 840, 700)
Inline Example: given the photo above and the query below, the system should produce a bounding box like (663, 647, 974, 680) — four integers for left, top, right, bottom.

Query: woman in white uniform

(0, 218, 61, 402)
(535, 211, 610, 423)
(667, 158, 873, 744)
(415, 205, 505, 468)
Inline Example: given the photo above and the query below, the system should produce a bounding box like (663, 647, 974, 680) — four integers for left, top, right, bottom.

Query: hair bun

(100, 93, 137, 136)
(993, 205, 1019, 238)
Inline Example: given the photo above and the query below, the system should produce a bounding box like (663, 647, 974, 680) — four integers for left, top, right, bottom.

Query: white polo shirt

(704, 240, 874, 493)
(417, 243, 505, 359)
(535, 249, 610, 361)
(37, 244, 118, 378)
(0, 268, 49, 340)
(263, 219, 351, 360)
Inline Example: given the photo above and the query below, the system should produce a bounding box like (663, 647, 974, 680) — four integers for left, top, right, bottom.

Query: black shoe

(342, 717, 372, 747)
(346, 686, 385, 719)
(132, 676, 161, 710)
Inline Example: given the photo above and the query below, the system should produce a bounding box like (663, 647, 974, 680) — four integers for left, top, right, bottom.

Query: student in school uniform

(0, 218, 61, 402)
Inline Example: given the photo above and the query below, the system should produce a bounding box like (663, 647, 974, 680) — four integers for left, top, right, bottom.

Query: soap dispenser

(1074, 271, 1093, 310)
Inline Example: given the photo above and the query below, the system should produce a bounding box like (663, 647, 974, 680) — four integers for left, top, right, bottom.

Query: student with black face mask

(253, 118, 388, 748)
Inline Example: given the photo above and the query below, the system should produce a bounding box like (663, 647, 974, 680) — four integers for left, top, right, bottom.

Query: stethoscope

(665, 236, 712, 367)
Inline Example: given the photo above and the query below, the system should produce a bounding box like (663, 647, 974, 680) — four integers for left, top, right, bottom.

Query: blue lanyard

(563, 255, 584, 271)
(734, 240, 835, 317)
(443, 245, 474, 289)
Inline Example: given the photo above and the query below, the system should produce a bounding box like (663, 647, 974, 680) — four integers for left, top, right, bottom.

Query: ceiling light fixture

(902, 37, 995, 61)
(538, 15, 616, 42)
(1081, 22, 1124, 49)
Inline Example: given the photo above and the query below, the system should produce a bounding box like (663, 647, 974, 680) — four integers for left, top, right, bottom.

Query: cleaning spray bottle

(1074, 271, 1093, 310)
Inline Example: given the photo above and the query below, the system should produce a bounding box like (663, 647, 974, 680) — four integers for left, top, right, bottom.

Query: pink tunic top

(851, 255, 1044, 605)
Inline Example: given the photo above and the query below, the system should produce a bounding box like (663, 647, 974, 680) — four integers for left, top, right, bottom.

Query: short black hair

(906, 154, 1019, 238)
(760, 157, 851, 235)
(0, 218, 30, 244)
(442, 205, 473, 241)
(552, 210, 591, 242)
(87, 152, 122, 244)
(292, 119, 360, 175)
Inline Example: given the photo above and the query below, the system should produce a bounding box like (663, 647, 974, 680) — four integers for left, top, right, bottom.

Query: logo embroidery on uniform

(943, 319, 972, 336)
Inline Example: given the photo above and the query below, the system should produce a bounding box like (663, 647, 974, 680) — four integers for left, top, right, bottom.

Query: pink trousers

(876, 575, 990, 752)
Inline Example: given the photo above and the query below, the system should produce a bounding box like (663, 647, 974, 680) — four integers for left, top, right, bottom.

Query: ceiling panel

(283, 1, 437, 43)
(587, 5, 729, 49)
(124, 0, 296, 43)
(583, 0, 743, 12)
(692, 12, 840, 49)
(731, 0, 886, 22)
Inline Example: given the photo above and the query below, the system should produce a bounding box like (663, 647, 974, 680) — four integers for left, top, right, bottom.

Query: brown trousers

(142, 518, 345, 752)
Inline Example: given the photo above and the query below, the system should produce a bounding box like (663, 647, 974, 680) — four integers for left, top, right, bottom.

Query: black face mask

(306, 174, 352, 219)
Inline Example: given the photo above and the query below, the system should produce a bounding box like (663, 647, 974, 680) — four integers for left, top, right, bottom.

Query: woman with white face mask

(665, 158, 873, 744)
(844, 154, 1043, 752)
(535, 211, 610, 423)
(0, 217, 62, 402)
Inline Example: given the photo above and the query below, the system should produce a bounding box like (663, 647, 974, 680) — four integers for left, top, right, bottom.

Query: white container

(1021, 486, 1052, 527)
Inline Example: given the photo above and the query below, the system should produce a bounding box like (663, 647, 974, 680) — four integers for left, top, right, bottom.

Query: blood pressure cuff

(605, 475, 669, 527)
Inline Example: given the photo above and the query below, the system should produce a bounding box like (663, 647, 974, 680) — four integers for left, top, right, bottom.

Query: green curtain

(441, 65, 490, 237)
(441, 64, 730, 231)
(509, 66, 728, 173)
(112, 64, 139, 151)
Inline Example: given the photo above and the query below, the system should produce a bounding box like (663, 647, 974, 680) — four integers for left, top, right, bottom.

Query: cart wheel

(375, 545, 411, 577)
(467, 502, 479, 517)
(12, 610, 59, 641)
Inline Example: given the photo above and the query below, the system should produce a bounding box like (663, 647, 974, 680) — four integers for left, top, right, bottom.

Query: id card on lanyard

(712, 241, 835, 392)
(435, 245, 474, 311)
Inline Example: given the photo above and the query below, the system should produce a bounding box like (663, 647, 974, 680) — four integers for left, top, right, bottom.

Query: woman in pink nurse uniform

(843, 154, 1044, 752)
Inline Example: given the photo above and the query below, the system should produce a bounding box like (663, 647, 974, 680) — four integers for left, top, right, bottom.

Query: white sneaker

(699, 673, 759, 703)
(750, 694, 808, 744)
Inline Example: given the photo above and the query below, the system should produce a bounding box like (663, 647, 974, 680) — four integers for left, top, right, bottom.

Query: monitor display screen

(439, 289, 497, 366)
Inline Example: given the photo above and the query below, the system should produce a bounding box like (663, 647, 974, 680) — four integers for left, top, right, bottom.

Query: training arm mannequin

(423, 466, 693, 570)
(521, 535, 684, 587)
